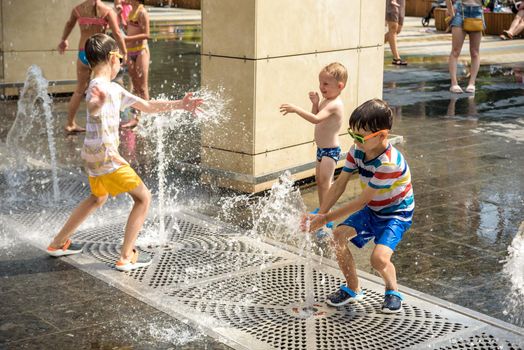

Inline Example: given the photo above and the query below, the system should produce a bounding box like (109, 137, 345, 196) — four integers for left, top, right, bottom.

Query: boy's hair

(321, 62, 348, 85)
(85, 33, 118, 68)
(349, 99, 393, 132)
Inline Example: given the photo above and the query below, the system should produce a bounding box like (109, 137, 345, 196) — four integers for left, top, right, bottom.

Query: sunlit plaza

(0, 1, 523, 349)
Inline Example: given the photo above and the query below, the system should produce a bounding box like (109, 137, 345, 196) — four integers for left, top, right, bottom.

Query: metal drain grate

(180, 300, 309, 350)
(81, 242, 153, 282)
(315, 314, 466, 350)
(439, 332, 522, 349)
(150, 247, 285, 288)
(169, 264, 306, 306)
(2, 187, 523, 350)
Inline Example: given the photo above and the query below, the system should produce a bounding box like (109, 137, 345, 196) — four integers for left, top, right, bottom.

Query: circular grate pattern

(170, 264, 305, 306)
(150, 249, 284, 288)
(180, 301, 308, 350)
(82, 242, 153, 282)
(179, 235, 260, 253)
(75, 222, 126, 243)
(439, 333, 523, 350)
(316, 314, 466, 350)
(313, 269, 450, 319)
(2, 179, 522, 350)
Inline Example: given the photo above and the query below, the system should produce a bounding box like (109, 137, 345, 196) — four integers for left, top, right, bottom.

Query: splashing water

(135, 87, 230, 244)
(5, 65, 59, 202)
(220, 171, 320, 307)
(502, 221, 524, 326)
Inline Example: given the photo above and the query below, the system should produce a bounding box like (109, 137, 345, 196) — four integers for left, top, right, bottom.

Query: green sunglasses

(347, 128, 388, 144)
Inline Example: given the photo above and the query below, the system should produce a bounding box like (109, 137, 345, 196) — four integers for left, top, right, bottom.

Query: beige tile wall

(201, 0, 387, 191)
(254, 50, 359, 153)
(1, 0, 82, 84)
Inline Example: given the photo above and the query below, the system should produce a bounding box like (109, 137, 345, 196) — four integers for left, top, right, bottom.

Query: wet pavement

(1, 17, 524, 349)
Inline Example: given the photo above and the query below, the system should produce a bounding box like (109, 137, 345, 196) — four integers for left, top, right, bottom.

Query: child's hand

(88, 85, 106, 113)
(57, 40, 68, 54)
(300, 213, 327, 232)
(181, 92, 204, 115)
(279, 103, 297, 115)
(309, 92, 320, 105)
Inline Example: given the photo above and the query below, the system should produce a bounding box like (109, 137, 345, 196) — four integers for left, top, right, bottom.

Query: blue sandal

(381, 290, 403, 314)
(326, 285, 365, 307)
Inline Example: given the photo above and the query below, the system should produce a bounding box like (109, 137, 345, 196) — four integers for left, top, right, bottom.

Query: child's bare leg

(370, 244, 398, 291)
(316, 157, 337, 208)
(50, 194, 108, 248)
(331, 226, 360, 291)
(120, 182, 151, 261)
(65, 60, 90, 133)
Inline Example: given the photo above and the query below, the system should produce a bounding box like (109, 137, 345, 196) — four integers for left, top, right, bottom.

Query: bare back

(314, 96, 344, 149)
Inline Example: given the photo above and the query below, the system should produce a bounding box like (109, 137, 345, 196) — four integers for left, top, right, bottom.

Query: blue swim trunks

(316, 146, 341, 162)
(450, 3, 485, 29)
(338, 206, 412, 251)
(78, 50, 89, 66)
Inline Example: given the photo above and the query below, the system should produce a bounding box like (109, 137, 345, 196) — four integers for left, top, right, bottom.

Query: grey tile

(0, 312, 57, 343)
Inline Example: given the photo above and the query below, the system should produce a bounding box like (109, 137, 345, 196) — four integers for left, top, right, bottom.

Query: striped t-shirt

(81, 78, 139, 177)
(342, 144, 414, 221)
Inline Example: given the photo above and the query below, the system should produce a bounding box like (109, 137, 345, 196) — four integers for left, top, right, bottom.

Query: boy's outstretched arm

(280, 103, 336, 124)
(131, 93, 204, 114)
(308, 183, 379, 232)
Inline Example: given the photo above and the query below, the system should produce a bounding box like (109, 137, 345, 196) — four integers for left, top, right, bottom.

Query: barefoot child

(58, 0, 127, 133)
(280, 62, 347, 230)
(305, 99, 414, 313)
(47, 34, 203, 271)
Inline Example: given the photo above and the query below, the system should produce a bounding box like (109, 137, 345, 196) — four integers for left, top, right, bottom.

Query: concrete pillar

(201, 0, 386, 192)
(0, 0, 79, 96)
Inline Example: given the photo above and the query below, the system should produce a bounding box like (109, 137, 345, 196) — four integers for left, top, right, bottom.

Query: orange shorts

(88, 165, 142, 197)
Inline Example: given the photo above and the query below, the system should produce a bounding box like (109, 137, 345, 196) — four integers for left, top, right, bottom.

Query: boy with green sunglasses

(304, 99, 414, 314)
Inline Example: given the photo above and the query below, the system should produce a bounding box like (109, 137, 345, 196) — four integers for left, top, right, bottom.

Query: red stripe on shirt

(368, 183, 412, 207)
(346, 152, 355, 164)
(374, 170, 403, 179)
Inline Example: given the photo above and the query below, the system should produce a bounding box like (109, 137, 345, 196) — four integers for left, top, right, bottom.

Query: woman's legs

(65, 60, 91, 133)
(449, 26, 467, 92)
(508, 10, 524, 36)
(385, 21, 400, 60)
(467, 31, 482, 91)
(134, 47, 150, 101)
